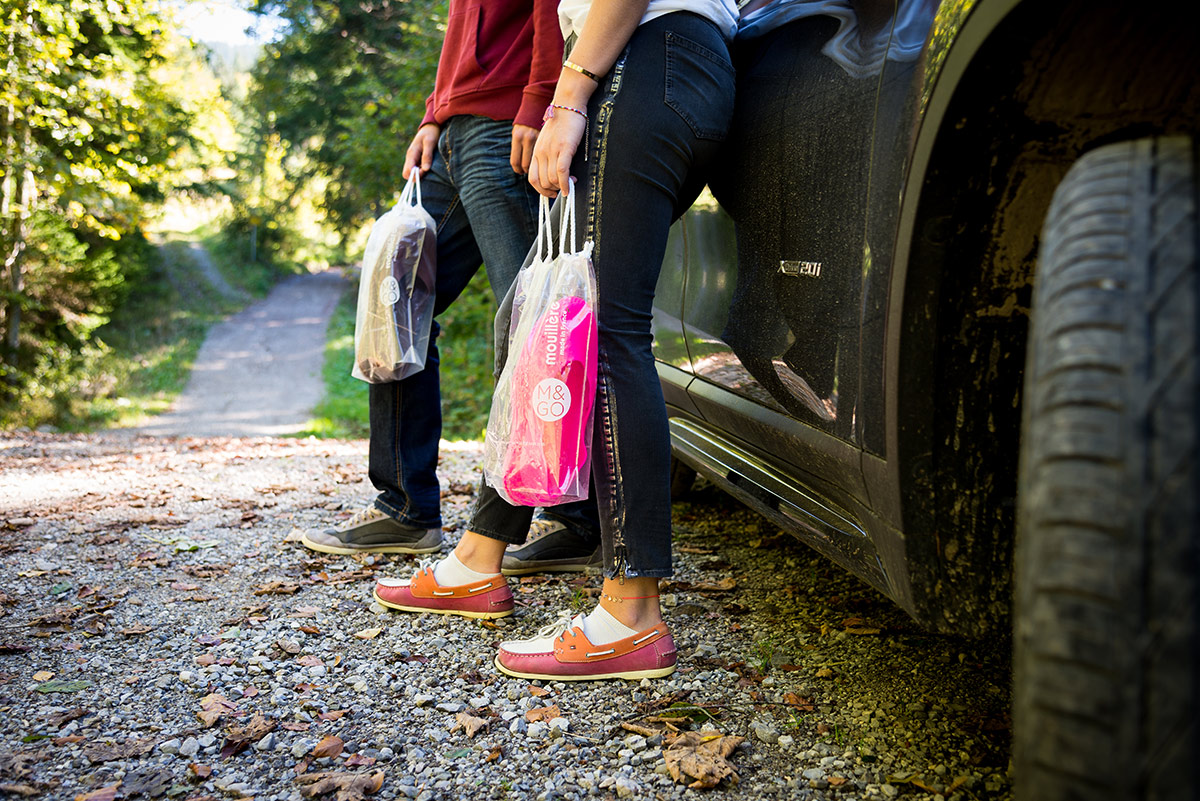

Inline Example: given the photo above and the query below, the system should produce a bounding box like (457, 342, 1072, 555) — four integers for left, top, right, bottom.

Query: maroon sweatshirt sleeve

(515, 0, 565, 129)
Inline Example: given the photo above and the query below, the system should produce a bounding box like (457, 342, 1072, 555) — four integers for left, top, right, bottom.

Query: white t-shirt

(558, 0, 739, 42)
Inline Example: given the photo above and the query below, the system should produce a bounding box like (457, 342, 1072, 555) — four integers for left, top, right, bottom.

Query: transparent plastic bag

(352, 167, 437, 383)
(483, 185, 598, 506)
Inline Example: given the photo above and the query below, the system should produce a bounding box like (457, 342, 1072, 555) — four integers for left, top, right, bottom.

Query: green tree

(0, 0, 192, 400)
(245, 0, 444, 236)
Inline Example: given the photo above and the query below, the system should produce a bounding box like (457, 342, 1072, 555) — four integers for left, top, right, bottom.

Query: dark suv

(652, 3, 1198, 799)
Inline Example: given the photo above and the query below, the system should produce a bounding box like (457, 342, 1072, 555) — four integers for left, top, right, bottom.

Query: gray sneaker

(301, 506, 443, 555)
(500, 518, 602, 576)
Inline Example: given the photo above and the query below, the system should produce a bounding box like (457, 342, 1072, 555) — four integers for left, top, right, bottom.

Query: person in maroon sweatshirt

(303, 0, 603, 577)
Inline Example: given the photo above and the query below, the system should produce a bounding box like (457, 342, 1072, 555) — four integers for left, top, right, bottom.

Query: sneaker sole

(500, 557, 602, 576)
(492, 655, 676, 682)
(300, 531, 443, 556)
(372, 589, 513, 620)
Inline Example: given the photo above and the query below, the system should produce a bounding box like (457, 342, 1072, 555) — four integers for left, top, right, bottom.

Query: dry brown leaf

(74, 783, 121, 801)
(620, 722, 661, 738)
(297, 655, 324, 667)
(282, 722, 311, 732)
(189, 763, 213, 779)
(32, 671, 53, 682)
(119, 625, 153, 636)
(221, 712, 277, 759)
(277, 639, 301, 654)
(83, 737, 157, 764)
(197, 693, 238, 727)
(527, 686, 550, 698)
(828, 776, 848, 787)
(311, 734, 345, 759)
(254, 581, 300, 596)
(844, 626, 882, 636)
(485, 747, 503, 763)
(345, 754, 376, 767)
(815, 667, 834, 679)
(662, 731, 745, 789)
(318, 710, 347, 722)
(678, 545, 716, 554)
(195, 654, 216, 666)
(452, 712, 490, 738)
(352, 628, 381, 640)
(525, 704, 561, 723)
(295, 771, 384, 800)
(289, 606, 319, 618)
(692, 577, 737, 593)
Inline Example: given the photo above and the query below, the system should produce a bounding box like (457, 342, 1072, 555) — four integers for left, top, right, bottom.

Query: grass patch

(300, 266, 496, 441)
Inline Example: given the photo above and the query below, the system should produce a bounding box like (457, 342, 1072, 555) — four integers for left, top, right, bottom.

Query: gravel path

(135, 270, 348, 438)
(0, 432, 1013, 801)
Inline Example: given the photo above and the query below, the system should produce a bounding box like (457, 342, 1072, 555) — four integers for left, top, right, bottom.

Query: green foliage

(245, 0, 445, 233)
(300, 285, 369, 439)
(0, 0, 196, 415)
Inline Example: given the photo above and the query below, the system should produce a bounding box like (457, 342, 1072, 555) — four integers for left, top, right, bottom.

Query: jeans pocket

(664, 31, 735, 142)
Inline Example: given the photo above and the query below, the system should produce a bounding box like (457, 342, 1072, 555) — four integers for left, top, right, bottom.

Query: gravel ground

(0, 432, 1013, 801)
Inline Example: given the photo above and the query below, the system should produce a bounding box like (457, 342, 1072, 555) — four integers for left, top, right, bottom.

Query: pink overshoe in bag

(373, 564, 514, 619)
(494, 613, 677, 681)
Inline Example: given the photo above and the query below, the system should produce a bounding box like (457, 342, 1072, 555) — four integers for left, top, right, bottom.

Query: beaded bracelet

(543, 103, 588, 123)
(563, 59, 601, 82)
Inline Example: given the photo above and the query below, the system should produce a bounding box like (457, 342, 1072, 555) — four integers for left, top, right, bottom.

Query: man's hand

(510, 124, 539, 175)
(404, 124, 441, 176)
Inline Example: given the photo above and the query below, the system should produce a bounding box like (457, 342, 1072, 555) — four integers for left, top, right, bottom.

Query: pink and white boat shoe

(373, 564, 514, 619)
(494, 612, 677, 681)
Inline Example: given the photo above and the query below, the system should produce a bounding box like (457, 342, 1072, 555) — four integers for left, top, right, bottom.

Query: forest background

(0, 0, 494, 439)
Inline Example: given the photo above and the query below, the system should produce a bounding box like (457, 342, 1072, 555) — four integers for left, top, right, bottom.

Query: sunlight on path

(136, 270, 348, 437)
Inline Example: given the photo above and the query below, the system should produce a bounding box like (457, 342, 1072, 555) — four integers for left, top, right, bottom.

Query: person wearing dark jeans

(301, 0, 601, 573)
(373, 1, 738, 682)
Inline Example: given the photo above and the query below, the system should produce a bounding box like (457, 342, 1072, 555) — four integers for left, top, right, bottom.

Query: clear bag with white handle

(352, 167, 437, 383)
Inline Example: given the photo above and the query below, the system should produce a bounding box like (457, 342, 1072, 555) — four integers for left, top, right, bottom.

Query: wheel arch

(885, 0, 1200, 635)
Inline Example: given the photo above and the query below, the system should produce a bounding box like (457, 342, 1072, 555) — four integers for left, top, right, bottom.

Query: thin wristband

(544, 103, 588, 122)
(563, 59, 601, 82)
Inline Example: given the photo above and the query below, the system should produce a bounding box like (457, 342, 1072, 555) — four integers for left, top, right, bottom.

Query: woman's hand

(403, 123, 441, 176)
(528, 107, 587, 198)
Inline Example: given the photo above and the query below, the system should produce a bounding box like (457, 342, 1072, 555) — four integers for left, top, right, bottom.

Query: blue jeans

(469, 13, 736, 577)
(368, 115, 601, 538)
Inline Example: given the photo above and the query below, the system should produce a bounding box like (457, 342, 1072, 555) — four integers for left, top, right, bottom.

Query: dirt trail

(136, 269, 349, 438)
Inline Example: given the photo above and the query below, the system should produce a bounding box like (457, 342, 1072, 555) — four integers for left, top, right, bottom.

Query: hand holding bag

(484, 183, 598, 506)
(352, 167, 437, 383)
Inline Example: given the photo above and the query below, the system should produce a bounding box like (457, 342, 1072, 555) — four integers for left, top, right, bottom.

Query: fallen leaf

(452, 712, 489, 738)
(295, 771, 384, 800)
(276, 640, 301, 654)
(84, 737, 156, 764)
(527, 686, 551, 698)
(190, 763, 213, 779)
(296, 655, 324, 667)
(318, 710, 347, 722)
(678, 545, 716, 554)
(289, 606, 320, 618)
(0, 643, 32, 655)
(344, 754, 376, 767)
(485, 747, 503, 763)
(74, 783, 121, 801)
(197, 693, 238, 727)
(311, 735, 345, 759)
(120, 625, 153, 636)
(36, 680, 91, 694)
(254, 581, 300, 596)
(242, 686, 260, 698)
(663, 731, 745, 789)
(828, 776, 848, 787)
(32, 671, 54, 681)
(299, 626, 321, 635)
(783, 692, 815, 711)
(221, 712, 276, 759)
(525, 705, 561, 723)
(620, 722, 661, 737)
(352, 628, 381, 640)
(281, 722, 311, 732)
(844, 626, 882, 636)
(692, 577, 737, 593)
(122, 768, 172, 798)
(44, 707, 87, 728)
(195, 654, 216, 666)
(815, 668, 834, 679)
(171, 583, 200, 591)
(54, 735, 85, 745)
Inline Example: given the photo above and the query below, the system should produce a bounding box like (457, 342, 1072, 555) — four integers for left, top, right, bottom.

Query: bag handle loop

(399, 166, 422, 209)
(534, 194, 553, 264)
(558, 178, 577, 257)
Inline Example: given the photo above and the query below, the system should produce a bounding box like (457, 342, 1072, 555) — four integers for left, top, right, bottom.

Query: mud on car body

(652, 2, 1199, 799)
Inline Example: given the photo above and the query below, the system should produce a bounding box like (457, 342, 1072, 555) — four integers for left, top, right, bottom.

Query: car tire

(669, 456, 696, 500)
(1014, 137, 1198, 801)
